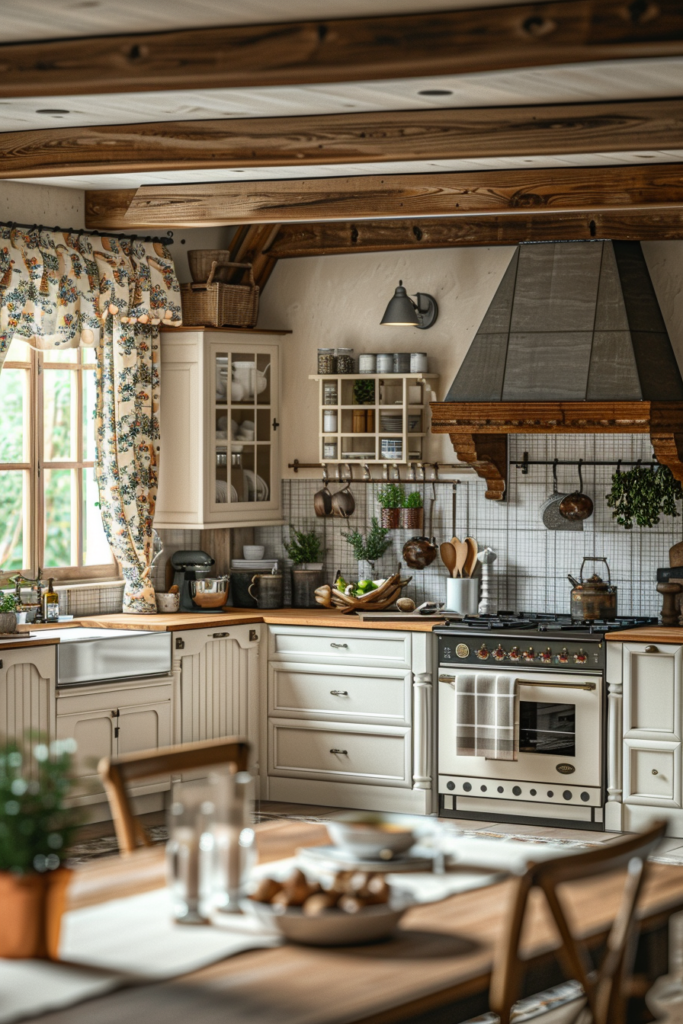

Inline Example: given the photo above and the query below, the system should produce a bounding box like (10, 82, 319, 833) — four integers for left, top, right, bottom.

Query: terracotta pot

(380, 508, 401, 529)
(401, 507, 423, 531)
(0, 868, 72, 959)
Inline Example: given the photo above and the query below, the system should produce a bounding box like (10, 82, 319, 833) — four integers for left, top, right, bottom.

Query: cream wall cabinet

(0, 646, 55, 742)
(172, 624, 260, 778)
(155, 329, 284, 529)
(263, 625, 435, 814)
(56, 677, 173, 806)
(606, 641, 683, 834)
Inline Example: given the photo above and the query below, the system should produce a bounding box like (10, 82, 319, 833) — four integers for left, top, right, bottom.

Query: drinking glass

(166, 779, 216, 924)
(207, 768, 256, 914)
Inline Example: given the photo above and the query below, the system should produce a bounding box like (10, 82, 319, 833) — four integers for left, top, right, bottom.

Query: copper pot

(402, 536, 437, 569)
(559, 463, 593, 522)
(569, 557, 617, 621)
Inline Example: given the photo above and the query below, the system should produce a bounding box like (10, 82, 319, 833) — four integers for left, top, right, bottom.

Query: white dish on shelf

(341, 452, 373, 459)
(243, 469, 269, 501)
(215, 479, 228, 503)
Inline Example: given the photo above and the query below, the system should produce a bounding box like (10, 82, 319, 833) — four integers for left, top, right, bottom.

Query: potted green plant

(353, 380, 375, 405)
(0, 592, 17, 634)
(342, 517, 393, 580)
(284, 528, 325, 607)
(401, 491, 424, 531)
(377, 483, 405, 529)
(0, 735, 80, 959)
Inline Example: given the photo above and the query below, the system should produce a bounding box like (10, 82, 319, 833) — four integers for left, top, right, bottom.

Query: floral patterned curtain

(0, 227, 182, 612)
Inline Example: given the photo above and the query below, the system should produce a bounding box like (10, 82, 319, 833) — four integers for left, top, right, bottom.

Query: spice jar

(323, 410, 338, 433)
(335, 348, 355, 374)
(358, 353, 377, 373)
(318, 348, 336, 374)
(323, 382, 338, 405)
(323, 440, 338, 459)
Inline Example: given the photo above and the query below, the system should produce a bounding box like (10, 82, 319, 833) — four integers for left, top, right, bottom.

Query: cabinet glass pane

(0, 368, 28, 462)
(216, 448, 229, 504)
(43, 368, 75, 461)
(215, 353, 228, 405)
(0, 470, 27, 570)
(44, 468, 75, 567)
(256, 352, 271, 405)
(256, 445, 271, 500)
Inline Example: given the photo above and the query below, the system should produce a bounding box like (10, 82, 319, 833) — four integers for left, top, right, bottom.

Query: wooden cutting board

(671, 541, 683, 567)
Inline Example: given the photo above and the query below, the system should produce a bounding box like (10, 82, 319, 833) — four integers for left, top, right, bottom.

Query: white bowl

(155, 592, 180, 613)
(243, 545, 265, 559)
(247, 899, 407, 946)
(326, 813, 416, 860)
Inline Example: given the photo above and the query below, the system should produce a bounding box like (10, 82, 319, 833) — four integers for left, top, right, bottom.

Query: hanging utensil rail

(516, 452, 658, 475)
(288, 459, 470, 480)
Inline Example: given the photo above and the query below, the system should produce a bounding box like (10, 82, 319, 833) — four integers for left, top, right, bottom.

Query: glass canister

(410, 352, 428, 372)
(393, 352, 411, 373)
(335, 348, 355, 374)
(318, 348, 336, 374)
(166, 779, 216, 924)
(376, 353, 394, 374)
(207, 768, 256, 915)
(323, 410, 338, 433)
(323, 440, 338, 459)
(323, 381, 338, 405)
(358, 353, 377, 373)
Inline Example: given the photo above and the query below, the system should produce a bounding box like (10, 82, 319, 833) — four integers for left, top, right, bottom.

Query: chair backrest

(489, 821, 667, 1024)
(98, 736, 250, 855)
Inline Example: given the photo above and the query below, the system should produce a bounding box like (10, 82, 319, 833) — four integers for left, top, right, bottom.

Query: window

(0, 337, 115, 583)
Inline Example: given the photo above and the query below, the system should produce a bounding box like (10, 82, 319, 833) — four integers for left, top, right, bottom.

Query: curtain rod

(2, 219, 174, 246)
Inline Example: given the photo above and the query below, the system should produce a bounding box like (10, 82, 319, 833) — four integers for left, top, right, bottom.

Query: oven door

(438, 669, 602, 788)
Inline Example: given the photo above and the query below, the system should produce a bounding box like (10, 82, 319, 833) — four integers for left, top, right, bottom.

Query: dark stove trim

(440, 800, 605, 832)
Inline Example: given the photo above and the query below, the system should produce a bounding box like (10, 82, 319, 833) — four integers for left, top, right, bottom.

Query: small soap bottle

(43, 578, 59, 623)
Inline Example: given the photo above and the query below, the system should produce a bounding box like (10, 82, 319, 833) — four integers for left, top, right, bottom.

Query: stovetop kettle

(568, 556, 617, 621)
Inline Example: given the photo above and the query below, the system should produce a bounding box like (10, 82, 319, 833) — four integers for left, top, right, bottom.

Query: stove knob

(476, 644, 490, 661)
(522, 647, 535, 662)
(537, 648, 552, 664)
(556, 647, 569, 665)
(508, 646, 521, 662)
(492, 645, 506, 662)
(574, 650, 588, 665)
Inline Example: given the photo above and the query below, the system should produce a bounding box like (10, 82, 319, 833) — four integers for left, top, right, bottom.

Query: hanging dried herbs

(606, 464, 683, 529)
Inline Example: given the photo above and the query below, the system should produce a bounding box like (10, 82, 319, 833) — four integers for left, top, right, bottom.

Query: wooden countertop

(605, 625, 683, 643)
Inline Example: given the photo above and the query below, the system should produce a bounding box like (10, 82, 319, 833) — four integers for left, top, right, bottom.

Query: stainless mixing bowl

(190, 576, 229, 609)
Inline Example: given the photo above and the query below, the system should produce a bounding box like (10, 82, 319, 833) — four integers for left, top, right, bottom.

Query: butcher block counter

(605, 625, 683, 642)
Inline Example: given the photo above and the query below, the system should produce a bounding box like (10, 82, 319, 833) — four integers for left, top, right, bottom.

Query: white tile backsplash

(257, 434, 683, 619)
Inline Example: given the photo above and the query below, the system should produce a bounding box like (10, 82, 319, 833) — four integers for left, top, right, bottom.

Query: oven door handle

(517, 679, 596, 692)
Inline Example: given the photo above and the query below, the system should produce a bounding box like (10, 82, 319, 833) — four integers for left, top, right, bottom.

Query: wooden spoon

(463, 537, 478, 578)
(440, 542, 457, 577)
(453, 539, 469, 579)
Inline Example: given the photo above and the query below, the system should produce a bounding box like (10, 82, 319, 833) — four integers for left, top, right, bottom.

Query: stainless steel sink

(56, 628, 172, 688)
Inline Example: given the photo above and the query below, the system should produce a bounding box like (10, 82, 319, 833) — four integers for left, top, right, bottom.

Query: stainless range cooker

(435, 613, 656, 831)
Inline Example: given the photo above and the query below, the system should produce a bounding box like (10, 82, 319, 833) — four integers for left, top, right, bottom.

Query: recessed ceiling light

(418, 89, 453, 96)
(36, 109, 71, 115)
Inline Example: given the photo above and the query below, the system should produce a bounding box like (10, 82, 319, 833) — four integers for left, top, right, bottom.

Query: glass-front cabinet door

(208, 340, 280, 522)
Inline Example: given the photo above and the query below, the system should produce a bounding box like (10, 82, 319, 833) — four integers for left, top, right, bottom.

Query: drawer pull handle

(439, 675, 455, 684)
(644, 645, 659, 653)
(330, 690, 349, 696)
(212, 632, 230, 638)
(652, 769, 659, 776)
(330, 642, 348, 649)
(330, 748, 348, 755)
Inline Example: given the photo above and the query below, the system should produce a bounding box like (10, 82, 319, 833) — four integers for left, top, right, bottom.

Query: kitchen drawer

(268, 719, 411, 788)
(624, 739, 681, 808)
(269, 626, 411, 668)
(269, 664, 411, 724)
(56, 678, 173, 716)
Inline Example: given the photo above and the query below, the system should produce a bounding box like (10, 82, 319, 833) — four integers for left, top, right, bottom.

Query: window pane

(44, 468, 75, 568)
(0, 369, 28, 463)
(43, 348, 79, 364)
(0, 470, 26, 570)
(83, 367, 97, 463)
(44, 369, 74, 461)
(83, 469, 111, 566)
(5, 338, 30, 363)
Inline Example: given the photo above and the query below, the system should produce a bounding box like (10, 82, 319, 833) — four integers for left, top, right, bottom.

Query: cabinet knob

(644, 645, 659, 653)
(330, 749, 348, 755)
(330, 642, 348, 649)
(652, 769, 659, 776)
(330, 690, 349, 696)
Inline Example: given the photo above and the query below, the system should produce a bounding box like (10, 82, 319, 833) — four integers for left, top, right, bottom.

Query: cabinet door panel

(0, 648, 55, 744)
(56, 710, 115, 790)
(624, 643, 682, 739)
(118, 702, 172, 756)
(624, 739, 681, 807)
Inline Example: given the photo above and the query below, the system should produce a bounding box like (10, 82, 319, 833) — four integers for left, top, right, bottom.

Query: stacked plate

(380, 414, 403, 432)
(231, 558, 279, 571)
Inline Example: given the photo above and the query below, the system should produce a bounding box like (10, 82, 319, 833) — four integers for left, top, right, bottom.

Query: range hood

(431, 241, 683, 500)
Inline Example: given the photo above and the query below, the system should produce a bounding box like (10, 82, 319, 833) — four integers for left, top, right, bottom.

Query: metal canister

(569, 557, 618, 620)
(292, 568, 325, 608)
(248, 571, 284, 609)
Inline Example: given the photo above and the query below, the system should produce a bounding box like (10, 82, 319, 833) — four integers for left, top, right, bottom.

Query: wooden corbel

(650, 430, 683, 484)
(449, 433, 507, 500)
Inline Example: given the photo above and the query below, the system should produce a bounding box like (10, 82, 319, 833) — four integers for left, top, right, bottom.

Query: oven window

(519, 701, 576, 756)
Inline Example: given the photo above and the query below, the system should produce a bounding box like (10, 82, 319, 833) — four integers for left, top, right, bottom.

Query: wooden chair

(98, 736, 250, 856)
(485, 821, 667, 1024)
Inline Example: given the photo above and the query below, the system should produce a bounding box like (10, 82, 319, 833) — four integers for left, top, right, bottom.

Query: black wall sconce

(380, 280, 438, 330)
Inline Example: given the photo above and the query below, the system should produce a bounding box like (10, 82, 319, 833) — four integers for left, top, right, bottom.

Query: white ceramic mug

(446, 577, 479, 616)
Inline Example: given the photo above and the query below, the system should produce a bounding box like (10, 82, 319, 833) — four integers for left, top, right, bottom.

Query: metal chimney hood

(431, 241, 683, 500)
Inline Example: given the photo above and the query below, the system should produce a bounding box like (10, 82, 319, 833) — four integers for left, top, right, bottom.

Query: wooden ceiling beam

(85, 164, 683, 229)
(1, 1, 683, 99)
(267, 211, 683, 257)
(5, 98, 683, 178)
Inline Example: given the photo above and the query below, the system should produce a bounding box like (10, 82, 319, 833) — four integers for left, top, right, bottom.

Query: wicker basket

(181, 260, 259, 328)
(188, 250, 233, 283)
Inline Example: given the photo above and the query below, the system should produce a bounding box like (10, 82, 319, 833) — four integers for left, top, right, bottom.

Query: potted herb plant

(353, 379, 375, 405)
(0, 736, 80, 958)
(0, 592, 17, 634)
(402, 491, 423, 530)
(284, 528, 325, 607)
(377, 483, 405, 530)
(342, 517, 393, 580)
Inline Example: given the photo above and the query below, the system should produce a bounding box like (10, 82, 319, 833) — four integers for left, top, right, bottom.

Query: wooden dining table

(24, 819, 683, 1024)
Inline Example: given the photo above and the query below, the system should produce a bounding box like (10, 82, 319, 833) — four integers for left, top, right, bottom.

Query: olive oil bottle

(42, 578, 59, 622)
